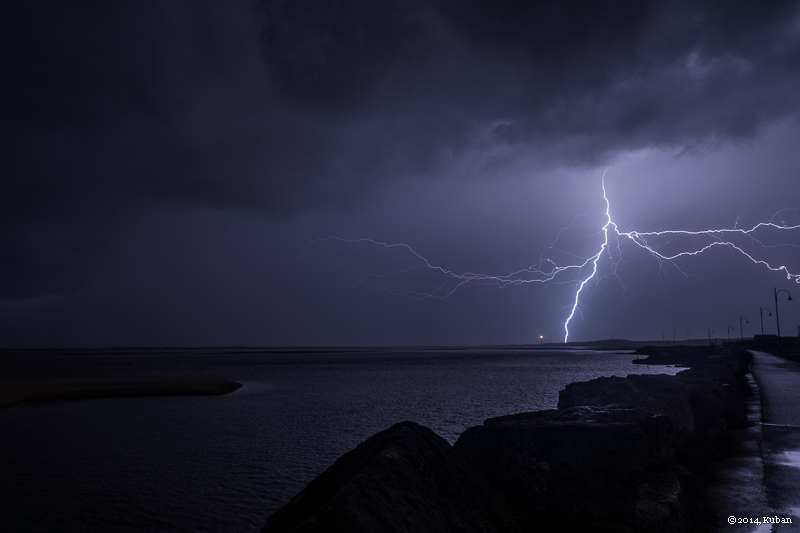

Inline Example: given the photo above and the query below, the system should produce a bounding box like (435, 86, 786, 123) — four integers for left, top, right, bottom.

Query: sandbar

(0, 378, 243, 409)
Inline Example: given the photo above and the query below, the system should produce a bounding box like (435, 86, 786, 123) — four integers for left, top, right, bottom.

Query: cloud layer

(2, 0, 800, 338)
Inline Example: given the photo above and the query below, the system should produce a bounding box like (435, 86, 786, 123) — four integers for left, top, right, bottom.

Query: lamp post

(727, 325, 735, 341)
(775, 287, 794, 351)
(686, 331, 692, 346)
(739, 316, 749, 342)
(708, 328, 714, 346)
(539, 335, 543, 345)
(760, 307, 772, 336)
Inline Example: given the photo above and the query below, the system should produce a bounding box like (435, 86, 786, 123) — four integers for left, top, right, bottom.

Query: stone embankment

(262, 349, 751, 533)
(631, 345, 717, 367)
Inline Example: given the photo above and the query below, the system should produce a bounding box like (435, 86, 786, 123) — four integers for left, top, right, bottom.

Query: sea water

(0, 348, 682, 532)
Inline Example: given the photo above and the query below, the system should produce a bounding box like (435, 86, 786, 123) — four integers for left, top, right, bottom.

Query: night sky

(3, 0, 800, 348)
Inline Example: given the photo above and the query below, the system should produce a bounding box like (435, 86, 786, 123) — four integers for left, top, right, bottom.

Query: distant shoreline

(0, 340, 655, 355)
(0, 378, 243, 410)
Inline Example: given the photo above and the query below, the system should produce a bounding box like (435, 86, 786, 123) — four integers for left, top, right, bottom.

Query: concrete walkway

(706, 371, 773, 533)
(752, 351, 800, 532)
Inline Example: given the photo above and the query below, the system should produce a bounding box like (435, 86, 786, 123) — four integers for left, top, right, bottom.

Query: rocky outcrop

(559, 374, 697, 453)
(454, 405, 702, 532)
(632, 345, 716, 366)
(558, 351, 750, 473)
(263, 349, 752, 533)
(261, 421, 520, 533)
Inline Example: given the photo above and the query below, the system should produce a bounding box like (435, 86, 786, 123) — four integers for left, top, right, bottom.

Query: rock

(556, 350, 753, 473)
(454, 405, 695, 532)
(671, 352, 752, 472)
(677, 352, 750, 431)
(261, 349, 752, 533)
(558, 374, 696, 453)
(634, 466, 703, 533)
(262, 421, 520, 533)
(632, 346, 716, 366)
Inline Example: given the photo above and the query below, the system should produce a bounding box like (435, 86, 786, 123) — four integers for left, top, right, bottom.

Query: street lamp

(739, 316, 749, 342)
(686, 331, 692, 346)
(727, 325, 735, 341)
(775, 287, 794, 350)
(539, 335, 543, 345)
(760, 307, 772, 336)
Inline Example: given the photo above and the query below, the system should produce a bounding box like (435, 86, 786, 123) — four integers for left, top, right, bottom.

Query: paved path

(705, 372, 772, 533)
(752, 351, 800, 532)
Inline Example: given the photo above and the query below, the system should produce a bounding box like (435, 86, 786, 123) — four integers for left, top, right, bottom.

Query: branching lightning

(298, 176, 800, 343)
(563, 175, 615, 343)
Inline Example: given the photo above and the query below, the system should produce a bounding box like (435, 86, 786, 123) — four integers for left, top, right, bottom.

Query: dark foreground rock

(261, 421, 520, 533)
(454, 406, 702, 532)
(559, 373, 697, 452)
(559, 351, 750, 474)
(263, 349, 752, 533)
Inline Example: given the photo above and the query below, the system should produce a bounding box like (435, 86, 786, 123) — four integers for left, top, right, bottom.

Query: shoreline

(0, 378, 243, 410)
(262, 347, 754, 532)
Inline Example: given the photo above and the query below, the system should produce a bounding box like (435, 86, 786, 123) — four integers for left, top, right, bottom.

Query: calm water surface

(0, 348, 682, 532)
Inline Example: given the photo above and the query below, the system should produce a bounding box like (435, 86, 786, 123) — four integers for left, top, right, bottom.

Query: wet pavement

(705, 372, 772, 533)
(752, 351, 800, 532)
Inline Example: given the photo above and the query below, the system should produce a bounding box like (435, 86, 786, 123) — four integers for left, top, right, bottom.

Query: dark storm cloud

(3, 0, 800, 300)
(265, 0, 800, 153)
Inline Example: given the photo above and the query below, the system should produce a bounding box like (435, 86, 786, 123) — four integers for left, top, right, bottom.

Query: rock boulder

(454, 406, 700, 532)
(262, 421, 520, 533)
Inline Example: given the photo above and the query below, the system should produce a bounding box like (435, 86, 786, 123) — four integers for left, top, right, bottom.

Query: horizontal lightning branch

(299, 178, 800, 343)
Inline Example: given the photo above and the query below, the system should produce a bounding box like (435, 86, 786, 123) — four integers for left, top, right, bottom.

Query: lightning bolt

(563, 175, 614, 342)
(298, 177, 800, 343)
(620, 223, 800, 283)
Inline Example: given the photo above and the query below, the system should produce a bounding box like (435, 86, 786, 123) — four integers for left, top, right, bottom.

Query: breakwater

(262, 348, 751, 533)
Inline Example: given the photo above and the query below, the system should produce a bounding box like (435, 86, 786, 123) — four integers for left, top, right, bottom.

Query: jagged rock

(671, 352, 752, 471)
(261, 350, 752, 533)
(556, 350, 753, 469)
(454, 405, 693, 532)
(676, 353, 750, 432)
(558, 374, 696, 452)
(262, 421, 520, 533)
(634, 466, 703, 533)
